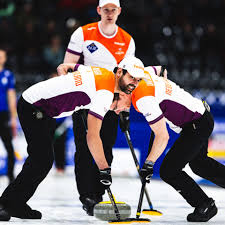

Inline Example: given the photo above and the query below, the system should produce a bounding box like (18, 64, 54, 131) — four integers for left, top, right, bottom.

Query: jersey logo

(87, 27, 96, 30)
(164, 78, 172, 95)
(73, 72, 82, 86)
(87, 43, 98, 53)
(92, 67, 102, 75)
(115, 48, 124, 55)
(1, 77, 8, 85)
(114, 42, 125, 46)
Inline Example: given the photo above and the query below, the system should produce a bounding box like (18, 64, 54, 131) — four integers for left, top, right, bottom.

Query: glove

(67, 68, 73, 73)
(99, 168, 112, 189)
(139, 160, 154, 183)
(119, 111, 130, 132)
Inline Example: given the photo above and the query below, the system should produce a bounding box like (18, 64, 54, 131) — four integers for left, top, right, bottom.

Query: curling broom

(119, 113, 162, 216)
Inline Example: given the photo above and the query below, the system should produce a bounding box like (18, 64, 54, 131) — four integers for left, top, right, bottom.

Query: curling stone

(94, 201, 131, 221)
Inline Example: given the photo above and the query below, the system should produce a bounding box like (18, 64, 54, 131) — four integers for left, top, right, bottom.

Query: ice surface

(0, 167, 224, 225)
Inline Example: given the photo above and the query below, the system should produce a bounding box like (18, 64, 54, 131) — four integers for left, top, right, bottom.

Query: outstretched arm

(86, 113, 109, 170)
(139, 117, 169, 183)
(146, 117, 169, 163)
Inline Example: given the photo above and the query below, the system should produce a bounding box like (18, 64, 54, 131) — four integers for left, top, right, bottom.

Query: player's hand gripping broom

(119, 112, 162, 216)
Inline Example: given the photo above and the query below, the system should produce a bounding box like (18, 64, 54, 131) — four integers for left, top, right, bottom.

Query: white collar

(98, 21, 118, 39)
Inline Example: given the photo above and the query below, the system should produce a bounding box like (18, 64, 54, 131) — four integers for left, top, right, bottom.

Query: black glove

(99, 168, 112, 189)
(119, 111, 130, 132)
(139, 160, 154, 183)
(67, 68, 73, 73)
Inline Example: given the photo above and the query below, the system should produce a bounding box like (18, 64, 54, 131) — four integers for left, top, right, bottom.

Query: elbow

(159, 131, 169, 144)
(163, 132, 169, 143)
(86, 131, 100, 145)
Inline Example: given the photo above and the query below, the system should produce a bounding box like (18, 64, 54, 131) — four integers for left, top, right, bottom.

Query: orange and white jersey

(22, 65, 115, 119)
(132, 66, 205, 133)
(67, 22, 135, 71)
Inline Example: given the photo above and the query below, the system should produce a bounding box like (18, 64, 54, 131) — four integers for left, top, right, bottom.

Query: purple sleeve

(74, 64, 80, 71)
(88, 111, 104, 120)
(66, 48, 82, 56)
(148, 114, 164, 125)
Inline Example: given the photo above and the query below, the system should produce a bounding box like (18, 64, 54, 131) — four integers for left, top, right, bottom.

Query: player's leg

(189, 140, 225, 188)
(0, 97, 55, 220)
(189, 110, 225, 188)
(160, 129, 210, 207)
(160, 111, 217, 221)
(54, 121, 67, 173)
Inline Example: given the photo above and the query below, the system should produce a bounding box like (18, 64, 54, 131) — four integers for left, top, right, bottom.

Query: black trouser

(0, 97, 56, 207)
(73, 109, 118, 198)
(160, 109, 225, 207)
(53, 121, 66, 170)
(0, 112, 15, 178)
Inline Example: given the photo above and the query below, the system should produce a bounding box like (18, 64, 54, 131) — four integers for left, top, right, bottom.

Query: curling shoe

(187, 198, 217, 222)
(81, 194, 103, 216)
(0, 202, 42, 220)
(0, 203, 10, 221)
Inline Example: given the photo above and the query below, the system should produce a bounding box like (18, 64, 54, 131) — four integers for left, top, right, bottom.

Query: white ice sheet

(0, 167, 224, 225)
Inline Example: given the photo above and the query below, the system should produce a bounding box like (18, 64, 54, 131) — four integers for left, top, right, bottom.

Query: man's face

(0, 50, 7, 67)
(97, 4, 121, 25)
(118, 72, 142, 94)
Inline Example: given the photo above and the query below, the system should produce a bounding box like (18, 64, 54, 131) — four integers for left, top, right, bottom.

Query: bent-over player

(0, 56, 146, 221)
(132, 66, 225, 222)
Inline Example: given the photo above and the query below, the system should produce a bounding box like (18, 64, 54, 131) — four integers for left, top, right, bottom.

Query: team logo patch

(73, 72, 83, 86)
(87, 43, 98, 53)
(1, 77, 8, 85)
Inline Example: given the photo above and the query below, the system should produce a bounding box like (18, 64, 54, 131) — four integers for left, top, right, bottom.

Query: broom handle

(120, 113, 155, 210)
(136, 181, 146, 218)
(125, 130, 154, 209)
(107, 187, 121, 221)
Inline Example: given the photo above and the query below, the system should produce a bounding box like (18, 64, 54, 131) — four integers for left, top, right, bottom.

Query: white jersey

(22, 65, 115, 119)
(67, 22, 135, 71)
(132, 66, 205, 133)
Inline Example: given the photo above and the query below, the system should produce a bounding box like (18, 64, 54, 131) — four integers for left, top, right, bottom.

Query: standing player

(131, 66, 225, 222)
(0, 48, 16, 184)
(64, 0, 136, 215)
(0, 56, 146, 221)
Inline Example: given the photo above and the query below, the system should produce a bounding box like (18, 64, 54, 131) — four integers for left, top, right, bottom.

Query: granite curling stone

(94, 201, 131, 221)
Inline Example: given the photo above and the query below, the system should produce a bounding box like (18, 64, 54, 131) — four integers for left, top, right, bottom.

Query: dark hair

(0, 47, 7, 52)
(113, 67, 127, 75)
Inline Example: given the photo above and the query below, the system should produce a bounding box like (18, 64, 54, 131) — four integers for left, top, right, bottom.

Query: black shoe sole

(82, 205, 94, 216)
(187, 206, 218, 222)
(0, 209, 11, 221)
(11, 211, 42, 219)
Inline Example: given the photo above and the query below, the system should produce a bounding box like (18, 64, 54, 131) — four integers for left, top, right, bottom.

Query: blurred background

(0, 0, 225, 182)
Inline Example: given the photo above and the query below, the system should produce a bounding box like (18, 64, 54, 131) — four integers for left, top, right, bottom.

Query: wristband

(145, 160, 155, 167)
(74, 64, 80, 71)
